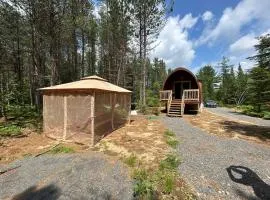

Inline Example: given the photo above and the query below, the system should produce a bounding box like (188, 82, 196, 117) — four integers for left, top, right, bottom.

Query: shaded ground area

(163, 117, 270, 200)
(206, 107, 270, 127)
(0, 153, 133, 200)
(184, 110, 270, 145)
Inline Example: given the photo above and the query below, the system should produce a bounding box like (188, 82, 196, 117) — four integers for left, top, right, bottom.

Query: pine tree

(197, 65, 216, 101)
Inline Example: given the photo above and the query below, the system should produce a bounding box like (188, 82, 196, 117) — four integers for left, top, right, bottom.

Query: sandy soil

(0, 115, 168, 166)
(94, 115, 169, 168)
(183, 109, 270, 146)
(0, 132, 89, 164)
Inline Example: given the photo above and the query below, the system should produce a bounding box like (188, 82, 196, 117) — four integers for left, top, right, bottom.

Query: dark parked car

(205, 100, 217, 108)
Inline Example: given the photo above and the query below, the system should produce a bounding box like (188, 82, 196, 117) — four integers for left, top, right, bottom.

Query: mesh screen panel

(43, 94, 64, 139)
(94, 92, 113, 142)
(65, 94, 92, 144)
(94, 92, 130, 143)
(43, 91, 130, 145)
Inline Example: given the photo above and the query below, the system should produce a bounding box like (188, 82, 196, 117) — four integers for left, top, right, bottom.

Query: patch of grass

(161, 172, 175, 194)
(147, 115, 159, 120)
(0, 124, 22, 138)
(124, 153, 137, 167)
(159, 154, 181, 171)
(164, 129, 179, 149)
(133, 169, 155, 198)
(164, 129, 175, 137)
(166, 137, 179, 149)
(49, 145, 75, 154)
(262, 111, 270, 120)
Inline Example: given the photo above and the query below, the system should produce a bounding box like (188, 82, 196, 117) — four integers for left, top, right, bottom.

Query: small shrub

(50, 145, 75, 154)
(0, 124, 22, 137)
(124, 154, 137, 167)
(262, 111, 270, 120)
(159, 154, 181, 171)
(133, 169, 154, 198)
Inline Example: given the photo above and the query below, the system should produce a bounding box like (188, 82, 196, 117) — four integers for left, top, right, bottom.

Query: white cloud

(202, 11, 214, 22)
(229, 33, 257, 55)
(197, 0, 270, 46)
(178, 13, 198, 30)
(151, 14, 198, 68)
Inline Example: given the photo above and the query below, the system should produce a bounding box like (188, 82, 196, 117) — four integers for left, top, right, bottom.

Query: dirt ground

(94, 115, 169, 168)
(183, 109, 270, 146)
(0, 115, 169, 167)
(0, 132, 89, 164)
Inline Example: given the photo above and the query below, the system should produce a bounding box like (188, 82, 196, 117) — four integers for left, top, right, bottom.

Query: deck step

(168, 100, 185, 117)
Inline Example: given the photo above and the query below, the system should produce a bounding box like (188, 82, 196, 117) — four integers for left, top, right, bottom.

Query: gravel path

(163, 117, 270, 200)
(206, 107, 270, 127)
(0, 153, 133, 200)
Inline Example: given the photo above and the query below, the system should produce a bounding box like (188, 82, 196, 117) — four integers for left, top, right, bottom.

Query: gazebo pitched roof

(39, 75, 131, 93)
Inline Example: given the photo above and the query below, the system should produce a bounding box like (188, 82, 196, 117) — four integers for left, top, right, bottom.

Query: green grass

(164, 129, 175, 137)
(49, 145, 75, 154)
(236, 105, 270, 119)
(159, 154, 181, 171)
(0, 124, 22, 137)
(0, 105, 42, 138)
(132, 153, 182, 198)
(164, 129, 179, 149)
(133, 169, 155, 198)
(124, 154, 137, 167)
(166, 137, 179, 148)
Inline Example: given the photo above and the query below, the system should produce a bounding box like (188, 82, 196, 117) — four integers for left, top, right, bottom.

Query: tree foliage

(0, 0, 169, 117)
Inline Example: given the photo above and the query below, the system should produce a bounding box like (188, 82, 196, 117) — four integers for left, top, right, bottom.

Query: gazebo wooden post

(90, 92, 95, 146)
(111, 93, 115, 130)
(127, 95, 131, 124)
(63, 95, 67, 140)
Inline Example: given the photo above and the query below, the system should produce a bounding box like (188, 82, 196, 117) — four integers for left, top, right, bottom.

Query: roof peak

(81, 75, 107, 81)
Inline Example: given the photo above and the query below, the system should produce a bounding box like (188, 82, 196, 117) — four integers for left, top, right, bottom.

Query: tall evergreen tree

(197, 65, 216, 101)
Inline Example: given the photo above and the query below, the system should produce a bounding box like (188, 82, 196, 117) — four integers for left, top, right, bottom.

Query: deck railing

(182, 89, 199, 102)
(160, 90, 172, 101)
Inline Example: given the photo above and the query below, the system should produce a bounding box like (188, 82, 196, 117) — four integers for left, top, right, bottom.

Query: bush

(0, 124, 22, 137)
(262, 111, 270, 120)
(133, 169, 155, 198)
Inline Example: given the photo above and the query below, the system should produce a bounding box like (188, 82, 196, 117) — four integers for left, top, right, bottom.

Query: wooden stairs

(168, 99, 185, 117)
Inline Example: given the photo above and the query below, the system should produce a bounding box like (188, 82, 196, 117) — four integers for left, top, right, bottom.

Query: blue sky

(150, 0, 270, 72)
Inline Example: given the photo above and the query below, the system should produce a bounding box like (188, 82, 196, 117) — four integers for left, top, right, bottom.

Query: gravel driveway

(205, 107, 270, 127)
(0, 153, 133, 200)
(163, 117, 270, 200)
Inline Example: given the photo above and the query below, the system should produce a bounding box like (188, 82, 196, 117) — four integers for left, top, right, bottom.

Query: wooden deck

(160, 89, 200, 117)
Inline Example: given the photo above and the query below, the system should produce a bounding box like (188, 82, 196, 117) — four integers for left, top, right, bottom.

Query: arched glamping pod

(160, 67, 203, 117)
